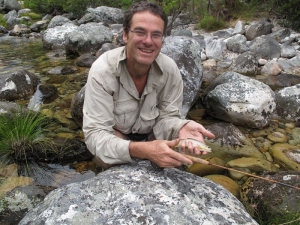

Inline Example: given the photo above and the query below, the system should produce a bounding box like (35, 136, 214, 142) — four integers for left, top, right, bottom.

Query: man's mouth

(140, 49, 153, 53)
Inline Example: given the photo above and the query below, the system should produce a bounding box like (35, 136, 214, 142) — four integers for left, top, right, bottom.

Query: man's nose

(143, 33, 153, 43)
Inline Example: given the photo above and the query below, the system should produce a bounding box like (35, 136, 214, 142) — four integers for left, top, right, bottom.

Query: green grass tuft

(0, 108, 51, 162)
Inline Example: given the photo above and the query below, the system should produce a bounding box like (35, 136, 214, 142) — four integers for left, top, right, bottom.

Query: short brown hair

(123, 1, 168, 35)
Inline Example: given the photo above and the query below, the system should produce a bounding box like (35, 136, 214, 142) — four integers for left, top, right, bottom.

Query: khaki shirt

(83, 46, 190, 164)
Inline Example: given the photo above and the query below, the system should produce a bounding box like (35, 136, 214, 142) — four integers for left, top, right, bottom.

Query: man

(83, 1, 215, 169)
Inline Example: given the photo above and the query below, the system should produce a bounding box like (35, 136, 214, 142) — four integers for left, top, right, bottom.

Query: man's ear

(123, 28, 128, 44)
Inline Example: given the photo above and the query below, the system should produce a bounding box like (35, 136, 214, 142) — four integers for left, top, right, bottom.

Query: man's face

(123, 11, 164, 68)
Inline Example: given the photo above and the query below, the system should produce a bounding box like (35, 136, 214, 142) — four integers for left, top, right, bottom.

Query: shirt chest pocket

(138, 92, 160, 133)
(113, 99, 139, 131)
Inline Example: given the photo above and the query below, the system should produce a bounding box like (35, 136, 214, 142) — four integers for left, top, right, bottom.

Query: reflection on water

(18, 162, 97, 187)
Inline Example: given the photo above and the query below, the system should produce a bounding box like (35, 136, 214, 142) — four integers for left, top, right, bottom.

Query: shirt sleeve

(153, 64, 191, 140)
(82, 62, 133, 165)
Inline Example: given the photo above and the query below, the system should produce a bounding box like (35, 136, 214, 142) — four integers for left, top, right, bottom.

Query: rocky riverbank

(1, 1, 300, 224)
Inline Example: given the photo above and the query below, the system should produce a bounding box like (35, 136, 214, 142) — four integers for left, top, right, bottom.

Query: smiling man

(83, 1, 215, 170)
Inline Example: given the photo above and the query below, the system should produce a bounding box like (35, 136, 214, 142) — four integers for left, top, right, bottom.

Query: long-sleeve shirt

(82, 46, 190, 164)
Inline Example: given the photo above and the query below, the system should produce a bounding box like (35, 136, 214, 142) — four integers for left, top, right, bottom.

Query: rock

(261, 59, 282, 76)
(3, 10, 17, 29)
(95, 42, 118, 57)
(47, 15, 72, 28)
(0, 101, 21, 113)
(270, 143, 300, 171)
(267, 131, 288, 143)
(86, 6, 124, 24)
(205, 38, 227, 60)
(0, 70, 39, 101)
(42, 23, 78, 49)
(75, 53, 97, 67)
(264, 73, 300, 89)
(29, 20, 49, 32)
(186, 157, 226, 176)
(268, 28, 291, 43)
(19, 160, 258, 225)
(204, 122, 265, 160)
(70, 86, 85, 128)
(78, 12, 100, 25)
(281, 42, 297, 58)
(275, 84, 300, 122)
(249, 36, 281, 60)
(226, 157, 279, 173)
(0, 164, 18, 177)
(245, 19, 273, 41)
(65, 23, 113, 56)
(38, 84, 58, 104)
(161, 36, 203, 118)
(226, 34, 248, 53)
(233, 21, 245, 35)
(240, 171, 300, 221)
(231, 52, 258, 76)
(204, 174, 240, 198)
(0, 0, 21, 11)
(173, 29, 192, 37)
(0, 177, 34, 196)
(0, 185, 56, 225)
(9, 24, 31, 37)
(213, 29, 232, 39)
(202, 71, 276, 129)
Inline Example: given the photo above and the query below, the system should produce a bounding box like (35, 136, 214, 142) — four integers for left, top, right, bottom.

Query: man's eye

(152, 33, 162, 39)
(135, 31, 146, 36)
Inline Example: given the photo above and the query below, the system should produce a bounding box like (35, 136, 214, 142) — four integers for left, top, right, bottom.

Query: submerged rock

(19, 160, 258, 225)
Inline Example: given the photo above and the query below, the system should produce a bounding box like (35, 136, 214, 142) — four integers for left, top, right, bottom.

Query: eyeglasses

(128, 28, 164, 41)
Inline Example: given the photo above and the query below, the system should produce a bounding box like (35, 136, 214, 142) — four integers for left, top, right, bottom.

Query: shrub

(0, 14, 7, 29)
(196, 14, 226, 31)
(272, 0, 300, 32)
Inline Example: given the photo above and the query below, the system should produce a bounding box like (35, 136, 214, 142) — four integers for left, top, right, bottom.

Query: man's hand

(129, 139, 193, 168)
(178, 121, 215, 155)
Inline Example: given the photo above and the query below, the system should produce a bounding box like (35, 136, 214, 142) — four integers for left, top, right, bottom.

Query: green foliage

(23, 0, 134, 18)
(0, 14, 7, 28)
(196, 14, 226, 31)
(271, 0, 300, 32)
(0, 109, 51, 162)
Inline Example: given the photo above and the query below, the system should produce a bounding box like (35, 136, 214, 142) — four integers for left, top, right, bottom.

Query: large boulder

(0, 0, 21, 11)
(47, 15, 72, 28)
(19, 160, 258, 225)
(249, 36, 281, 60)
(161, 36, 203, 118)
(205, 38, 227, 60)
(204, 122, 265, 160)
(0, 70, 39, 101)
(65, 22, 113, 56)
(245, 19, 273, 41)
(202, 71, 276, 129)
(42, 23, 78, 49)
(86, 6, 124, 24)
(275, 84, 300, 122)
(231, 52, 259, 76)
(225, 34, 248, 54)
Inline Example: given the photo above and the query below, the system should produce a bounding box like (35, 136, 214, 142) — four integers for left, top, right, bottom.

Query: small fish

(174, 138, 212, 152)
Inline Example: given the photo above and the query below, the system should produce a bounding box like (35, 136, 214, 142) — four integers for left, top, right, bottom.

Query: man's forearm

(128, 141, 149, 160)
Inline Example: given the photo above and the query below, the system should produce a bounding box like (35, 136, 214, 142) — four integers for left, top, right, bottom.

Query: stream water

(0, 35, 97, 187)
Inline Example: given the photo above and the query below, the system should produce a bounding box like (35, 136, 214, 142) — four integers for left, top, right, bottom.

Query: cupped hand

(178, 121, 215, 155)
